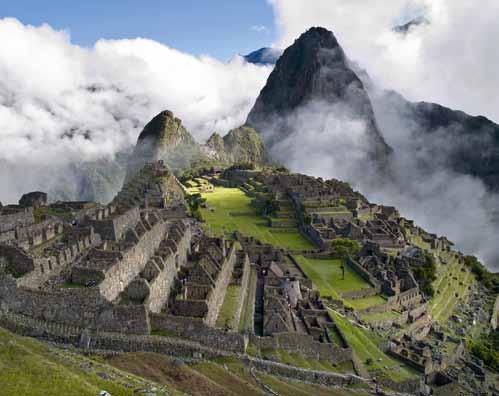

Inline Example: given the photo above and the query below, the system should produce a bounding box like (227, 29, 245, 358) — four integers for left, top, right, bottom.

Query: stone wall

(0, 276, 149, 333)
(250, 332, 352, 365)
(150, 313, 247, 353)
(341, 287, 378, 300)
(231, 253, 250, 329)
(346, 257, 380, 289)
(0, 207, 34, 233)
(16, 227, 99, 289)
(98, 219, 168, 301)
(145, 222, 191, 313)
(245, 356, 364, 387)
(85, 207, 140, 241)
(204, 242, 237, 326)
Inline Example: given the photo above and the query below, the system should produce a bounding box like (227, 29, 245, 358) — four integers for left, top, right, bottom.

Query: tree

(331, 238, 362, 259)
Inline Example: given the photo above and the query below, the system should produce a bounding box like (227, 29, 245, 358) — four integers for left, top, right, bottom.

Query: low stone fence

(0, 275, 150, 334)
(0, 310, 231, 360)
(346, 257, 380, 289)
(150, 313, 247, 353)
(249, 332, 352, 365)
(245, 356, 366, 387)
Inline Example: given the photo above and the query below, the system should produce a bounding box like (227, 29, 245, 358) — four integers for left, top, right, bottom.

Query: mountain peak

(125, 110, 199, 181)
(246, 26, 390, 161)
(137, 110, 187, 145)
(243, 47, 283, 65)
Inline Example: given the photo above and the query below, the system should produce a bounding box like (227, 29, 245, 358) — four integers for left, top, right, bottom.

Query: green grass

(259, 348, 353, 374)
(361, 310, 401, 323)
(0, 327, 177, 396)
(328, 310, 418, 382)
(216, 285, 241, 329)
(239, 267, 257, 333)
(430, 254, 475, 323)
(344, 295, 387, 311)
(200, 187, 314, 250)
(295, 256, 372, 299)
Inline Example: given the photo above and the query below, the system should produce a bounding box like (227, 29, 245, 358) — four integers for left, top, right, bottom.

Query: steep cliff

(246, 27, 391, 162)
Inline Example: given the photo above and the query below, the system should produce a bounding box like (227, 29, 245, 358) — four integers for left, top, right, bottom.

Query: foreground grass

(0, 327, 176, 396)
(295, 256, 372, 298)
(200, 187, 314, 250)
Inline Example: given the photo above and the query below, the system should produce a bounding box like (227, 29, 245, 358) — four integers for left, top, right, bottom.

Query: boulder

(19, 191, 47, 208)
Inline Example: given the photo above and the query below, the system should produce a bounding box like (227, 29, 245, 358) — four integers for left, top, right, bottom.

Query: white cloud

(251, 25, 268, 33)
(265, 1, 499, 269)
(0, 17, 271, 202)
(269, 0, 499, 122)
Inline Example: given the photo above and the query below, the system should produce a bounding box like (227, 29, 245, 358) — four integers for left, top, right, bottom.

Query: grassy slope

(0, 328, 181, 396)
(430, 252, 475, 323)
(108, 354, 368, 396)
(407, 229, 476, 324)
(200, 187, 314, 250)
(329, 311, 418, 382)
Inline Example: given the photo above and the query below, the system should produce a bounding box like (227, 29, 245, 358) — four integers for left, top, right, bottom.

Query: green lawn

(295, 256, 372, 299)
(361, 310, 401, 324)
(216, 285, 241, 329)
(345, 295, 387, 311)
(328, 310, 418, 382)
(200, 187, 314, 250)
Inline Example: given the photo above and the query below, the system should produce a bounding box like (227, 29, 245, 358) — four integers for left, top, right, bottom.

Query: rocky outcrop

(205, 126, 268, 165)
(247, 27, 391, 162)
(125, 110, 203, 182)
(19, 191, 47, 208)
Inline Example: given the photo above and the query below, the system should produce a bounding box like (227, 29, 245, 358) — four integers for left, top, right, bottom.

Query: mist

(0, 17, 271, 203)
(261, 71, 499, 271)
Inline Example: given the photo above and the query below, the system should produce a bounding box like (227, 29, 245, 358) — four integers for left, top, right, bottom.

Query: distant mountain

(372, 90, 499, 191)
(393, 16, 429, 34)
(246, 27, 391, 162)
(205, 125, 268, 165)
(243, 47, 283, 65)
(125, 110, 202, 181)
(125, 110, 269, 181)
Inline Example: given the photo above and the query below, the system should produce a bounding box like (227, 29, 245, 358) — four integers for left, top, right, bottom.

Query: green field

(329, 310, 418, 382)
(200, 187, 314, 250)
(345, 295, 387, 311)
(295, 256, 372, 299)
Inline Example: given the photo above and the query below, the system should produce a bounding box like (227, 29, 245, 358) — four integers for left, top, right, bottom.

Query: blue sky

(0, 0, 277, 60)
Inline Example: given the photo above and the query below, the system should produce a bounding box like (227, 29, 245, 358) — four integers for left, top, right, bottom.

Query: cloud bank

(270, 0, 499, 123)
(0, 17, 270, 202)
(267, 0, 499, 269)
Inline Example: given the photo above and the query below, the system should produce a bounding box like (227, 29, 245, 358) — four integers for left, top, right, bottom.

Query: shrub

(469, 331, 499, 372)
(464, 255, 499, 292)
